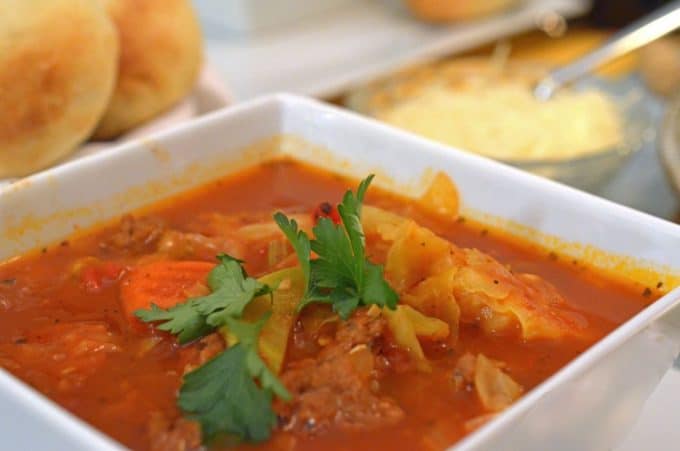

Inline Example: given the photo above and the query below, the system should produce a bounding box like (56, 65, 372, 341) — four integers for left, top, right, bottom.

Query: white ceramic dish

(1, 94, 680, 451)
(202, 0, 588, 100)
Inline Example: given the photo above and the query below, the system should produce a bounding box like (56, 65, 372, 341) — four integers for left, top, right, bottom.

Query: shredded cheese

(376, 81, 623, 161)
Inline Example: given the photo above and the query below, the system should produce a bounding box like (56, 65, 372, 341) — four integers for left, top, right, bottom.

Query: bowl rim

(498, 142, 631, 166)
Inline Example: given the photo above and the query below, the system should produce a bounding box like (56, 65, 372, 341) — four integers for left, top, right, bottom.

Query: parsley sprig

(179, 315, 290, 442)
(273, 214, 311, 301)
(275, 175, 398, 319)
(135, 254, 288, 443)
(135, 254, 272, 344)
(134, 174, 398, 445)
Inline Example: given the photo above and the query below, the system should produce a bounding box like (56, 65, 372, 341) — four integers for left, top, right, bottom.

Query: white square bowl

(1, 94, 680, 451)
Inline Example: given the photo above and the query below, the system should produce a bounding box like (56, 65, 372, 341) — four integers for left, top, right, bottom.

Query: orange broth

(0, 160, 656, 451)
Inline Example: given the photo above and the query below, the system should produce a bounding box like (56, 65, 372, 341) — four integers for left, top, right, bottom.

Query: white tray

(203, 0, 589, 101)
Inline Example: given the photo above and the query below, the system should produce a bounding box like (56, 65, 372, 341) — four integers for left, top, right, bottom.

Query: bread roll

(406, 0, 520, 22)
(0, 0, 118, 177)
(640, 37, 680, 97)
(93, 0, 202, 140)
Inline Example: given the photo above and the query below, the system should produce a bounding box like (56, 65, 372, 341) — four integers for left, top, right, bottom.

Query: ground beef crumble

(275, 311, 405, 434)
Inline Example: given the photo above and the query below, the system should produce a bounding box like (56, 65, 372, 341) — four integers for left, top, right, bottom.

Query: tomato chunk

(81, 261, 125, 293)
(313, 202, 342, 225)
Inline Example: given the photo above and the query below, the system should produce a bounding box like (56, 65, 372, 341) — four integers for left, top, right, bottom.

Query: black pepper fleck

(642, 287, 652, 297)
(319, 202, 333, 215)
(60, 240, 69, 247)
(657, 281, 663, 289)
(480, 229, 488, 237)
(1, 278, 16, 285)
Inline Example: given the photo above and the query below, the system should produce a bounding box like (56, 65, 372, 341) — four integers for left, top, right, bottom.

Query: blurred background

(7, 0, 680, 225)
(589, 0, 670, 26)
(197, 0, 680, 224)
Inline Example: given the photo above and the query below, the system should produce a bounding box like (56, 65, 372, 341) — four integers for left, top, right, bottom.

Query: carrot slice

(120, 260, 215, 327)
(81, 261, 125, 293)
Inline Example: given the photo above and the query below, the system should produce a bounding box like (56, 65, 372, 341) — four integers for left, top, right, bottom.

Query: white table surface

(202, 0, 589, 101)
(617, 362, 680, 451)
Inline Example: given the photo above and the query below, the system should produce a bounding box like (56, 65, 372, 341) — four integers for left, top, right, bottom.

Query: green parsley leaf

(135, 301, 212, 344)
(273, 213, 311, 301)
(179, 315, 290, 443)
(136, 255, 292, 444)
(275, 175, 398, 319)
(221, 315, 291, 401)
(328, 289, 360, 320)
(310, 217, 355, 289)
(363, 261, 398, 309)
(337, 174, 373, 268)
(134, 253, 273, 344)
(179, 344, 276, 442)
(198, 254, 272, 327)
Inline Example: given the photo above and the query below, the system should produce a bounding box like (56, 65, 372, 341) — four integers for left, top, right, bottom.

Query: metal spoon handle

(534, 0, 680, 100)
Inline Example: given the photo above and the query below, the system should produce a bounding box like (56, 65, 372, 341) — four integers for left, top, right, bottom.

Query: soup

(0, 160, 655, 451)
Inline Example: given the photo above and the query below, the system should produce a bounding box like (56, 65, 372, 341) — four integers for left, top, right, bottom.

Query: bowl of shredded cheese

(345, 59, 645, 191)
(660, 92, 680, 197)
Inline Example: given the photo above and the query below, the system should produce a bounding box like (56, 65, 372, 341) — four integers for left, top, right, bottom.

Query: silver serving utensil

(534, 0, 680, 101)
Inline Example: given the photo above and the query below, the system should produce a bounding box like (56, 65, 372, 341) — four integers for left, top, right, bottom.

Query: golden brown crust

(639, 37, 680, 97)
(0, 0, 118, 177)
(406, 0, 521, 22)
(93, 0, 203, 140)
